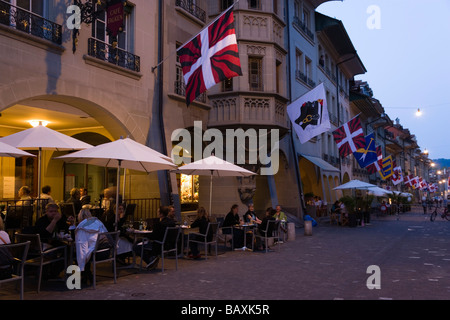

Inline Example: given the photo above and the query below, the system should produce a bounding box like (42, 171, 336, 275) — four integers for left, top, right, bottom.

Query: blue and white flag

(353, 133, 377, 168)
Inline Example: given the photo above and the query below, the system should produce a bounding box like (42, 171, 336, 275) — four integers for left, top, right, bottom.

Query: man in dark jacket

(135, 206, 175, 269)
(35, 203, 70, 244)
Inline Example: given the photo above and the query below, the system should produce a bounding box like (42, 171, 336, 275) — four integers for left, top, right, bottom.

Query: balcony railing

(292, 16, 314, 41)
(0, 0, 61, 45)
(87, 38, 140, 72)
(295, 70, 315, 88)
(175, 0, 206, 23)
(208, 95, 288, 129)
(174, 80, 206, 103)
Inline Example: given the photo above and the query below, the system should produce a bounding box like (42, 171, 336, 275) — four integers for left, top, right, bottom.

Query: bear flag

(178, 7, 242, 106)
(287, 83, 331, 144)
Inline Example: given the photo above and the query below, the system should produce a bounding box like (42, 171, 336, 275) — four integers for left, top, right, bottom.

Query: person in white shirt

(0, 217, 11, 244)
(39, 185, 55, 204)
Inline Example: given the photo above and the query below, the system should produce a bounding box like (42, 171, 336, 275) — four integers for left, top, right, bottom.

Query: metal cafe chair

(254, 220, 280, 253)
(187, 222, 220, 260)
(4, 204, 34, 242)
(59, 203, 76, 220)
(91, 231, 120, 289)
(0, 241, 30, 300)
(216, 216, 234, 250)
(140, 226, 181, 272)
(15, 233, 67, 293)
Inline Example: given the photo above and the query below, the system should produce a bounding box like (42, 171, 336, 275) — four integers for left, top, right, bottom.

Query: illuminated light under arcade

(28, 120, 50, 127)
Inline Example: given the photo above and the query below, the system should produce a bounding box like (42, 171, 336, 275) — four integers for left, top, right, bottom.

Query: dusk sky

(317, 0, 450, 160)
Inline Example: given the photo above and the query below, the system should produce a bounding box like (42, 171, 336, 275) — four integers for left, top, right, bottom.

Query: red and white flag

(419, 178, 428, 190)
(332, 116, 365, 157)
(404, 174, 415, 188)
(429, 183, 437, 192)
(412, 176, 420, 189)
(178, 8, 242, 106)
(391, 166, 403, 185)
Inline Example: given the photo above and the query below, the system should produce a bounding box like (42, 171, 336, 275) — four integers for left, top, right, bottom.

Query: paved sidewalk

(1, 206, 449, 302)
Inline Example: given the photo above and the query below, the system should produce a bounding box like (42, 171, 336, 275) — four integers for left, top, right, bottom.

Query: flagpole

(151, 0, 240, 72)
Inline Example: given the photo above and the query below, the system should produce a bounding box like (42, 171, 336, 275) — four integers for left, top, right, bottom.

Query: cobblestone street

(1, 206, 449, 305)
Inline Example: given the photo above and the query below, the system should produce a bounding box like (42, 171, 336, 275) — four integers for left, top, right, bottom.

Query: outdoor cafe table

(125, 229, 153, 269)
(180, 225, 199, 257)
(233, 224, 257, 251)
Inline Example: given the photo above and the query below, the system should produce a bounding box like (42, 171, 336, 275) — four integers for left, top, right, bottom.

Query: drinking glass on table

(142, 220, 147, 231)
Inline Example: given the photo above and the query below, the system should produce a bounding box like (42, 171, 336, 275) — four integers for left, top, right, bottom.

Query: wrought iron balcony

(295, 70, 315, 88)
(292, 16, 314, 41)
(175, 0, 206, 23)
(295, 70, 307, 83)
(0, 0, 61, 45)
(87, 38, 140, 72)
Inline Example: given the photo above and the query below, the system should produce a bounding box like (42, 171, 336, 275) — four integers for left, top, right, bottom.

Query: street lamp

(415, 108, 422, 117)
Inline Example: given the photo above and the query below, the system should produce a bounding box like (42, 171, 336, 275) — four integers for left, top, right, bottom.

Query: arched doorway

(0, 96, 141, 203)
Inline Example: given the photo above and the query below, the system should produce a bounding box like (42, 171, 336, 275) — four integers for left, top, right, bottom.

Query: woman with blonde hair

(75, 207, 108, 285)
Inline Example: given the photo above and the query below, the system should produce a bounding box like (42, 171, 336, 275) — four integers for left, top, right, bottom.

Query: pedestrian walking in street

(422, 195, 427, 214)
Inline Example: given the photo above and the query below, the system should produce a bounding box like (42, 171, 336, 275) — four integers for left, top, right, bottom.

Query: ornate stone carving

(237, 164, 260, 205)
(243, 15, 268, 39)
(243, 97, 270, 121)
(247, 45, 266, 56)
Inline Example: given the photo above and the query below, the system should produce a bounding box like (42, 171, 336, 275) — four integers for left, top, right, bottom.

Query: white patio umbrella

(174, 155, 257, 215)
(0, 123, 92, 199)
(367, 186, 391, 197)
(333, 179, 378, 190)
(55, 137, 177, 230)
(391, 191, 413, 198)
(0, 141, 35, 158)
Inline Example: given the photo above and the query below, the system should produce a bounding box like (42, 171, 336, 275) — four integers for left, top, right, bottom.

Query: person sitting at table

(223, 204, 244, 248)
(274, 205, 288, 237)
(273, 205, 287, 221)
(0, 217, 11, 245)
(168, 205, 178, 223)
(34, 203, 73, 279)
(101, 203, 118, 232)
(0, 216, 12, 280)
(79, 187, 91, 206)
(134, 206, 175, 270)
(255, 207, 276, 251)
(40, 185, 55, 204)
(35, 203, 71, 244)
(66, 188, 82, 217)
(243, 203, 262, 225)
(113, 203, 134, 265)
(16, 186, 32, 206)
(101, 187, 122, 212)
(75, 208, 110, 286)
(188, 207, 212, 259)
